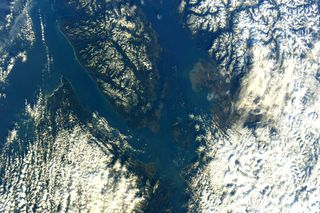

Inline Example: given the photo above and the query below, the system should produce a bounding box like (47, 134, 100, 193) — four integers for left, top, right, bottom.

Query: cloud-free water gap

(134, 0, 219, 211)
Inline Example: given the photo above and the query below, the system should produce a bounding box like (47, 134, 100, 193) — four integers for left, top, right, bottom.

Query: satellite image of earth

(0, 0, 320, 212)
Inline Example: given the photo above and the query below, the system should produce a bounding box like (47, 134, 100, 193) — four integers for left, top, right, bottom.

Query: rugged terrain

(58, 0, 161, 125)
(0, 79, 157, 212)
(180, 0, 320, 211)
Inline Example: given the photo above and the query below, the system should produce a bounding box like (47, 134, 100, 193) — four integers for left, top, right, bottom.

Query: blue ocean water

(136, 1, 212, 211)
(0, 0, 214, 211)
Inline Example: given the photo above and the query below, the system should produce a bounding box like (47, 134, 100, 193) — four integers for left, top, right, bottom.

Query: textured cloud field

(181, 0, 320, 212)
(0, 80, 153, 212)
